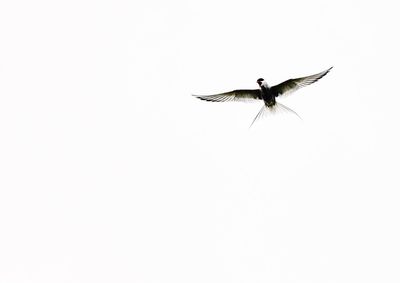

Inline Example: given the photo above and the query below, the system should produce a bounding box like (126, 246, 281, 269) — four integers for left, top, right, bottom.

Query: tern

(194, 67, 332, 127)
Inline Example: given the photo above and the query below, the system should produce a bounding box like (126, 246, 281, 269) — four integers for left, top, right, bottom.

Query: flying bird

(193, 67, 332, 127)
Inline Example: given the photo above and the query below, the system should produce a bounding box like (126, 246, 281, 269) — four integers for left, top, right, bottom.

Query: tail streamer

(249, 102, 301, 128)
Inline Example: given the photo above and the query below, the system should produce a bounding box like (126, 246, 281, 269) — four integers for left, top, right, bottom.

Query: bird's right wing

(271, 67, 332, 97)
(193, 89, 261, 102)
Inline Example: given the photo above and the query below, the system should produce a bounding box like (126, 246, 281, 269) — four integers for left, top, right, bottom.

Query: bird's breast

(261, 86, 275, 106)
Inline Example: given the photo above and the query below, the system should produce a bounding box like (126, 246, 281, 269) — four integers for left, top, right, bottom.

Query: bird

(193, 67, 332, 127)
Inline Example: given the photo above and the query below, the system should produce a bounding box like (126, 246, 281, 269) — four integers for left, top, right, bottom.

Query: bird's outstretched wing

(193, 89, 261, 102)
(271, 67, 332, 97)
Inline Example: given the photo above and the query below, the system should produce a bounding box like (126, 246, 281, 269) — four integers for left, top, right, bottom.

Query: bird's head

(256, 78, 264, 86)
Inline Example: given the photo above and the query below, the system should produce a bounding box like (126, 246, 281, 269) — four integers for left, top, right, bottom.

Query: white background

(1, 0, 400, 282)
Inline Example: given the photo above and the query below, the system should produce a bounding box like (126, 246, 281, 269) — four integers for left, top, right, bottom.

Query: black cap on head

(257, 78, 264, 85)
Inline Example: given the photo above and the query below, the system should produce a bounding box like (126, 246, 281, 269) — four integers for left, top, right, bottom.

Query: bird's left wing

(271, 67, 332, 97)
(193, 89, 261, 102)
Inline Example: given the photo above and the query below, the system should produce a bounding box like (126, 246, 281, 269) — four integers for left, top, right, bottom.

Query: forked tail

(249, 102, 301, 128)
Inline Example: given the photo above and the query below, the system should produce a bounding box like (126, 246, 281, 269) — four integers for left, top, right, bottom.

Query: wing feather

(193, 89, 261, 102)
(271, 67, 332, 97)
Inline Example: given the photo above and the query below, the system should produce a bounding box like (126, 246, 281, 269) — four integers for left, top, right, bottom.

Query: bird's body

(193, 67, 332, 126)
(259, 83, 276, 107)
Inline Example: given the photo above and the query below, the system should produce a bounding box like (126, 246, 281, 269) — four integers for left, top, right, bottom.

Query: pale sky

(1, 0, 400, 282)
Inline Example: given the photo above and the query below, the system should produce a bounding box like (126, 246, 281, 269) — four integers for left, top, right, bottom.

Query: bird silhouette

(194, 67, 332, 127)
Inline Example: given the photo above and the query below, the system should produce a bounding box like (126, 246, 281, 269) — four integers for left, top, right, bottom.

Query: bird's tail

(249, 102, 301, 128)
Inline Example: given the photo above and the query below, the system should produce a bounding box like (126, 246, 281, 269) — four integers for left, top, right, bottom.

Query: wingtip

(192, 94, 201, 99)
(192, 94, 209, 102)
(320, 66, 333, 77)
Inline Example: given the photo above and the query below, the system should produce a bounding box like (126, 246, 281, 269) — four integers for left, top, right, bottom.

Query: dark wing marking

(271, 67, 332, 97)
(193, 89, 261, 102)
